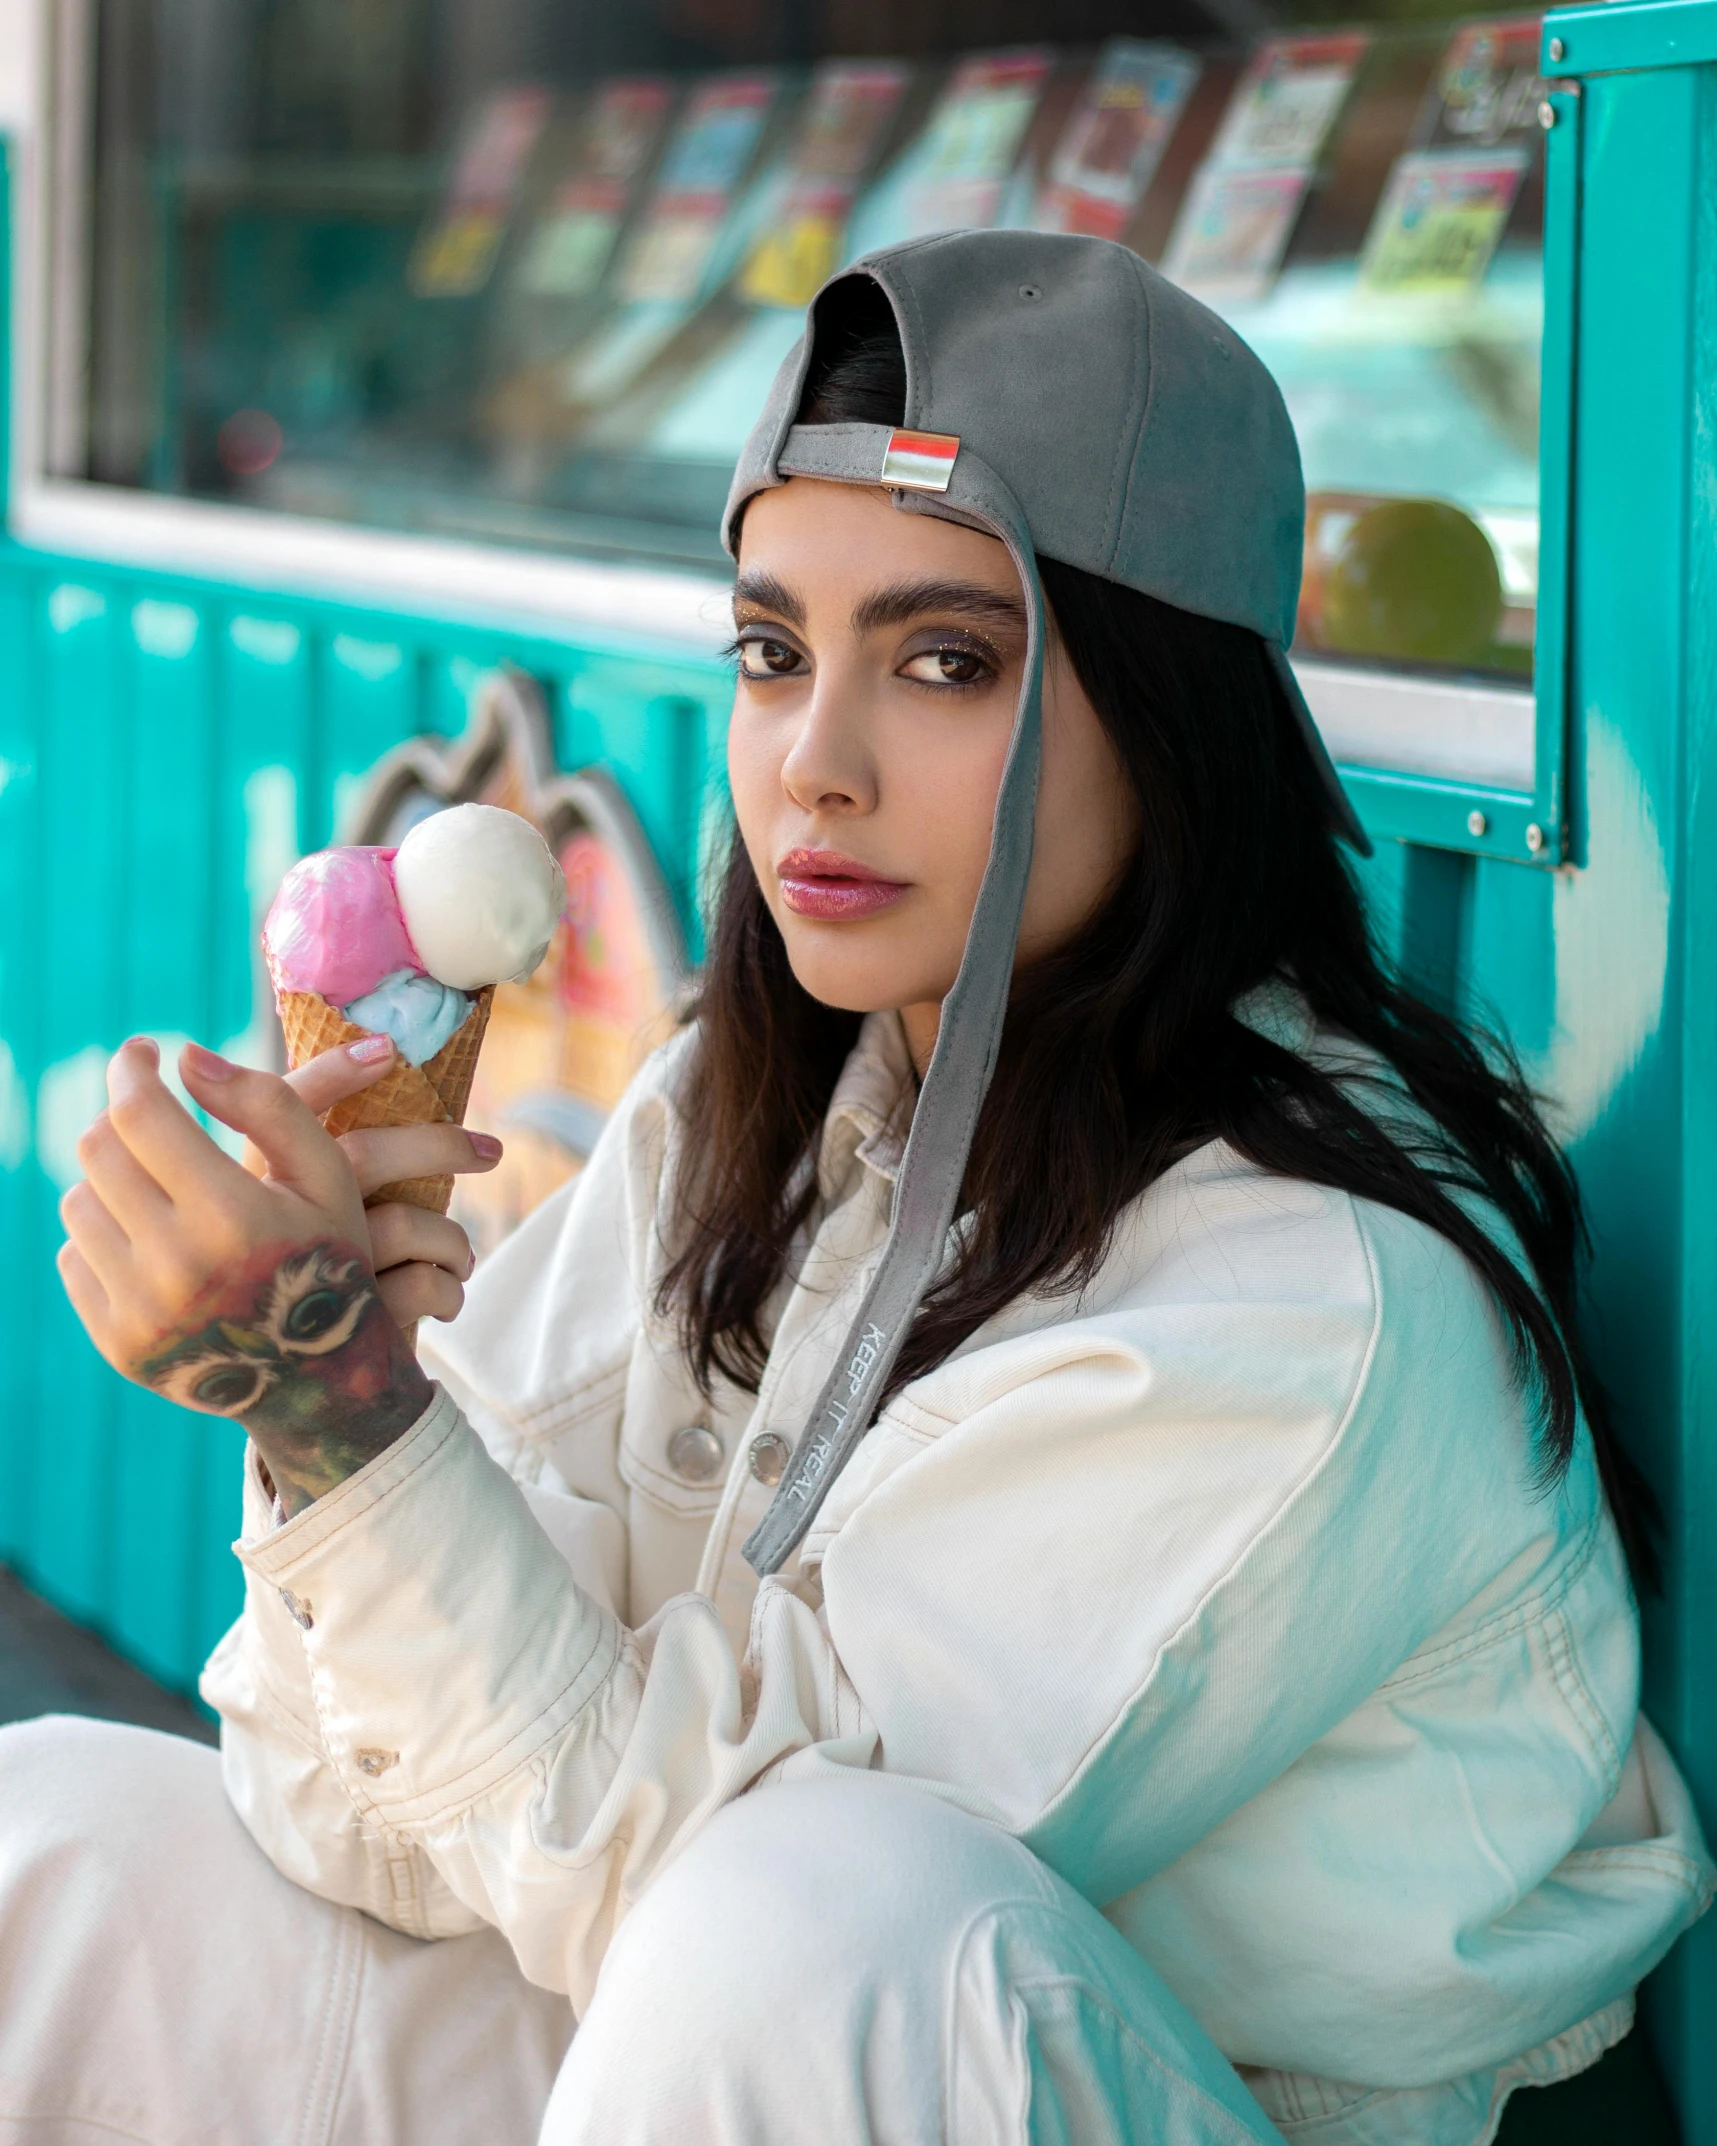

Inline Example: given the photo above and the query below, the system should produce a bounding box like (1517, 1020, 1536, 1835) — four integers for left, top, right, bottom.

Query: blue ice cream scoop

(343, 968, 472, 1065)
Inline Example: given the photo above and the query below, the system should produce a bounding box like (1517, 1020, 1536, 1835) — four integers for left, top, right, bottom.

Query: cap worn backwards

(729, 229, 1366, 1578)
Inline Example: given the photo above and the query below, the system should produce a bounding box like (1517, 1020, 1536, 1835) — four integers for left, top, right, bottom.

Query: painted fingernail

(184, 1042, 236, 1081)
(468, 1132, 504, 1162)
(347, 1034, 393, 1065)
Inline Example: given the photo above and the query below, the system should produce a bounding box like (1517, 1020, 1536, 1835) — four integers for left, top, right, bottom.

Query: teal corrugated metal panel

(108, 594, 218, 1683)
(1348, 837, 1409, 975)
(1353, 841, 1548, 1052)
(186, 606, 318, 1667)
(217, 608, 315, 1007)
(424, 648, 489, 740)
(1464, 862, 1555, 1068)
(560, 656, 725, 956)
(1567, 63, 1705, 2122)
(321, 628, 420, 843)
(0, 574, 35, 1563)
(29, 580, 126, 1623)
(1534, 22, 1716, 2128)
(0, 548, 734, 1690)
(1397, 848, 1476, 1019)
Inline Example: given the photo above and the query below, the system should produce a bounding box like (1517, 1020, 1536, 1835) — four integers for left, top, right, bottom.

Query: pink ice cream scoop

(263, 846, 424, 1006)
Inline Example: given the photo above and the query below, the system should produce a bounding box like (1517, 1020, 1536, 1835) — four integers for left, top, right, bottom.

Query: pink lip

(777, 847, 909, 920)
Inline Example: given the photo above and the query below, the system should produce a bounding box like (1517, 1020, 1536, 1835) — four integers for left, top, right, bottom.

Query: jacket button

(667, 1424, 725, 1483)
(354, 1748, 398, 1778)
(748, 1433, 791, 1487)
(279, 1589, 313, 1630)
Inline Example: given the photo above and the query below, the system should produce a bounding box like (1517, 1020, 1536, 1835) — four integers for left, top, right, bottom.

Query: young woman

(8, 231, 1711, 2146)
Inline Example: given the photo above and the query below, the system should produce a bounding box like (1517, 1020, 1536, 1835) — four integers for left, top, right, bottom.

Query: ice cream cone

(277, 985, 496, 1215)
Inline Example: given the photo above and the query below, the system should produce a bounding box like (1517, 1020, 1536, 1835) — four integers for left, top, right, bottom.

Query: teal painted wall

(1539, 14, 1717, 2130)
(0, 558, 730, 1688)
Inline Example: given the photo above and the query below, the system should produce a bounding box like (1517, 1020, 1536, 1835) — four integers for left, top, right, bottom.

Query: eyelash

(727, 630, 998, 693)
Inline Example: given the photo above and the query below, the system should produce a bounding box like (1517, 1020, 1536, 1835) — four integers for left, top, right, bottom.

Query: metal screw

(1526, 823, 1546, 853)
(1539, 100, 1557, 129)
(1548, 35, 1565, 60)
(1467, 810, 1488, 838)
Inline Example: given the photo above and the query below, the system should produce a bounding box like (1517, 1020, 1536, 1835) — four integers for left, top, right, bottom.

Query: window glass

(70, 0, 1545, 680)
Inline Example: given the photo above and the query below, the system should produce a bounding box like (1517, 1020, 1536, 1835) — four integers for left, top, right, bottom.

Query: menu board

(904, 50, 1052, 238)
(1033, 39, 1199, 241)
(411, 85, 554, 298)
(1359, 149, 1529, 295)
(1205, 32, 1368, 168)
(516, 80, 674, 299)
(1356, 17, 1544, 298)
(1161, 169, 1315, 304)
(741, 61, 910, 310)
(1423, 15, 1547, 149)
(620, 73, 779, 304)
(1161, 32, 1367, 305)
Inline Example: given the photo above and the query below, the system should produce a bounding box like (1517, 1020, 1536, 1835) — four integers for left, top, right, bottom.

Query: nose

(778, 669, 877, 817)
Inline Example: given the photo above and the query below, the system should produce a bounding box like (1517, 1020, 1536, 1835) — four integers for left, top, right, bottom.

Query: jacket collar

(813, 980, 1337, 1202)
(819, 1012, 916, 1195)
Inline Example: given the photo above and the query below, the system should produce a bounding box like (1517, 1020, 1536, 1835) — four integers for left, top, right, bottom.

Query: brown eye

(902, 647, 991, 687)
(739, 636, 802, 678)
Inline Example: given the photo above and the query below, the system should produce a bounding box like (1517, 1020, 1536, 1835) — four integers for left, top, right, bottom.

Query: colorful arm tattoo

(139, 1240, 432, 1517)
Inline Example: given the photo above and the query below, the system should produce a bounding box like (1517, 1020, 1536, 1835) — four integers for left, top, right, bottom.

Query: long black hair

(662, 285, 1656, 1580)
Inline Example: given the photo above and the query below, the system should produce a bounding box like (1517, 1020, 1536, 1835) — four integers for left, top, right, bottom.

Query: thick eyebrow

(850, 577, 1027, 639)
(731, 569, 805, 627)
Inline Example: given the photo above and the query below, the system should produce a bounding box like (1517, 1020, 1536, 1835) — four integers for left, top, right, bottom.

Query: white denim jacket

(203, 999, 1713, 2146)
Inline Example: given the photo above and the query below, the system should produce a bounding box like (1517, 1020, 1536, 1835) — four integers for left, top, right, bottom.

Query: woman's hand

(55, 1035, 493, 1517)
(267, 1046, 502, 1331)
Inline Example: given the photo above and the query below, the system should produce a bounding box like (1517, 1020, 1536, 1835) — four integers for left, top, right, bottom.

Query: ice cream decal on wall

(263, 804, 567, 1220)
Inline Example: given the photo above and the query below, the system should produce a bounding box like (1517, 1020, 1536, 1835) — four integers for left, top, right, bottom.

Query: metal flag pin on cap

(881, 428, 960, 492)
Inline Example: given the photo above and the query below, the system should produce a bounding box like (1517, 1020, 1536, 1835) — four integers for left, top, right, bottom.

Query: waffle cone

(277, 985, 495, 1215)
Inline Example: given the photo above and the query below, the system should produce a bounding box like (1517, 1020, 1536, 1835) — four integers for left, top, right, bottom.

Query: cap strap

(743, 434, 1044, 1576)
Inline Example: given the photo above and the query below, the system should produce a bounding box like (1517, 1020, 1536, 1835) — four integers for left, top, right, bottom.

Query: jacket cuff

(237, 1386, 623, 1825)
(201, 1441, 332, 1738)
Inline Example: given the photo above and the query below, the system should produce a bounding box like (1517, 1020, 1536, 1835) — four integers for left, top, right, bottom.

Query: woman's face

(729, 478, 1137, 1069)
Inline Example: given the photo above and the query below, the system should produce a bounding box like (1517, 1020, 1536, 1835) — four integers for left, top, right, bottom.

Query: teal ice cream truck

(0, 0, 1711, 2125)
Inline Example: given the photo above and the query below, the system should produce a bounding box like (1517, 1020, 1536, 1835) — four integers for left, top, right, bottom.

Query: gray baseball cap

(728, 228, 1367, 1576)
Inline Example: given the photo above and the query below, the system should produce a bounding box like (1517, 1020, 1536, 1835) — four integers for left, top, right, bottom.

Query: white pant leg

(545, 1774, 1282, 2146)
(0, 1715, 571, 2146)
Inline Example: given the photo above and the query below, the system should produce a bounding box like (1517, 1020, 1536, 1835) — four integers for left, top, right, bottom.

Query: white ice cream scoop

(393, 803, 566, 991)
